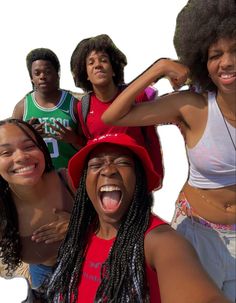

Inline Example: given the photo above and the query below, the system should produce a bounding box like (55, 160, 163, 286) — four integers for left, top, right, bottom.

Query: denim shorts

(29, 263, 53, 289)
(171, 204, 236, 302)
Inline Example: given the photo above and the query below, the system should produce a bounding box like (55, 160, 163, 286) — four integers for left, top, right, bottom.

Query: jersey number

(44, 138, 59, 158)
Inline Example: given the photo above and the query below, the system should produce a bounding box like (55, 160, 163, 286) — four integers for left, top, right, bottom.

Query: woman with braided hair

(102, 0, 236, 300)
(47, 133, 230, 302)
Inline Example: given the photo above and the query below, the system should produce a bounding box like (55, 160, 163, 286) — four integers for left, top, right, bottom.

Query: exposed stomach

(180, 183, 236, 225)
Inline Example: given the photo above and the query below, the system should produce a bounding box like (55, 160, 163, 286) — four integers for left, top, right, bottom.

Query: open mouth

(99, 185, 122, 212)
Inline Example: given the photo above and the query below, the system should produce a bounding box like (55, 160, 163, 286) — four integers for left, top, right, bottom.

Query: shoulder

(144, 222, 196, 269)
(12, 97, 26, 118)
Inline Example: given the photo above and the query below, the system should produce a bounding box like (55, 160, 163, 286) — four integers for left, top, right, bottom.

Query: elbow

(101, 113, 113, 125)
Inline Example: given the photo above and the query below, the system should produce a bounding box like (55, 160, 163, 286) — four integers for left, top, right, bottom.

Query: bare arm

(102, 59, 191, 126)
(12, 99, 24, 119)
(145, 225, 231, 303)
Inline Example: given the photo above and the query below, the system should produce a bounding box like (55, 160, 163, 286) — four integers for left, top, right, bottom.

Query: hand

(152, 59, 190, 90)
(46, 121, 79, 145)
(31, 209, 70, 244)
(28, 117, 45, 136)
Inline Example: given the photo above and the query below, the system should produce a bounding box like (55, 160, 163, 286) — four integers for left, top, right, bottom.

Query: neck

(34, 89, 62, 107)
(9, 174, 49, 206)
(93, 83, 118, 103)
(216, 92, 236, 121)
(96, 220, 119, 240)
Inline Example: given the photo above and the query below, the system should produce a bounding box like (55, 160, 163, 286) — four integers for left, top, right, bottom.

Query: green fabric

(23, 90, 77, 168)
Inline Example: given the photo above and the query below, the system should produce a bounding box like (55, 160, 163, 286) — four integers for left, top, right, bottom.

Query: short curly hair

(174, 0, 236, 91)
(26, 48, 60, 79)
(70, 34, 127, 92)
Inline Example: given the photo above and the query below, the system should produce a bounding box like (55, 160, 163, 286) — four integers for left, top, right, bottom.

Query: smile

(13, 164, 36, 174)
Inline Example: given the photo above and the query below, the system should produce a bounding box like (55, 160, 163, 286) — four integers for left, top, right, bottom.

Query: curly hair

(26, 47, 61, 79)
(47, 158, 153, 302)
(70, 34, 127, 92)
(0, 119, 53, 274)
(174, 0, 236, 91)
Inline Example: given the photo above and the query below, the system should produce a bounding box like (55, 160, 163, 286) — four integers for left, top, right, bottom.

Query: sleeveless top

(23, 90, 78, 169)
(77, 91, 164, 189)
(76, 214, 166, 302)
(20, 171, 74, 264)
(187, 92, 236, 188)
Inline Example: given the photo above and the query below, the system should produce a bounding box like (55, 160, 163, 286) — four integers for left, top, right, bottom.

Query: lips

(99, 185, 122, 212)
(219, 72, 236, 85)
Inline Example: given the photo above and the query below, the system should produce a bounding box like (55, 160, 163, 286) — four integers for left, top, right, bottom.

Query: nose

(14, 149, 30, 162)
(100, 163, 118, 177)
(220, 52, 234, 69)
(94, 59, 102, 69)
(39, 72, 47, 80)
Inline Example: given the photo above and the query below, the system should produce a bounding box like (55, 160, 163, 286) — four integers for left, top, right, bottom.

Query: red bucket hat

(68, 133, 161, 192)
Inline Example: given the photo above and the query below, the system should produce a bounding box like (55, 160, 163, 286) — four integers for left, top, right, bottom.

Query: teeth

(14, 165, 35, 173)
(220, 73, 236, 79)
(100, 185, 120, 192)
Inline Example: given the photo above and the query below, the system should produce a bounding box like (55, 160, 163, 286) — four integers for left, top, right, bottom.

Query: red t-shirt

(77, 91, 163, 189)
(76, 214, 166, 302)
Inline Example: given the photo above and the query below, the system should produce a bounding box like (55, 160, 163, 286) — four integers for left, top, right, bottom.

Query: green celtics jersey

(23, 90, 78, 169)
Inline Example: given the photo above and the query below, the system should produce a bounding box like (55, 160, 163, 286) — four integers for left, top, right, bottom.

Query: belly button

(224, 202, 232, 210)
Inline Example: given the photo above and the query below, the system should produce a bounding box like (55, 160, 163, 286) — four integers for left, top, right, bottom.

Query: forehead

(209, 37, 236, 51)
(88, 143, 133, 160)
(31, 60, 55, 70)
(0, 123, 34, 144)
(86, 50, 109, 60)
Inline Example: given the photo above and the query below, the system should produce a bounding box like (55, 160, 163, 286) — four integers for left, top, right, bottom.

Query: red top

(77, 91, 163, 188)
(76, 214, 167, 302)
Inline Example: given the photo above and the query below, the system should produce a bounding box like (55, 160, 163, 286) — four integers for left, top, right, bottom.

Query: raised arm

(102, 59, 190, 126)
(145, 225, 231, 303)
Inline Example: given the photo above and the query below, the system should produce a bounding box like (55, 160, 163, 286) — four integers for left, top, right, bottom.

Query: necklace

(217, 100, 236, 151)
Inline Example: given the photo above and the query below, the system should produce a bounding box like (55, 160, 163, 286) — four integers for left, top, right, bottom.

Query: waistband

(176, 196, 236, 231)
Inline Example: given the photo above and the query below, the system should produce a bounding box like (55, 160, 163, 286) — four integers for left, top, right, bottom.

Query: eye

(208, 52, 221, 60)
(0, 150, 12, 157)
(114, 158, 134, 167)
(88, 160, 103, 170)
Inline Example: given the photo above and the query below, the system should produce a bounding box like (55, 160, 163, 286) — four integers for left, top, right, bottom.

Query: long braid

(95, 159, 152, 302)
(47, 169, 96, 302)
(47, 159, 153, 302)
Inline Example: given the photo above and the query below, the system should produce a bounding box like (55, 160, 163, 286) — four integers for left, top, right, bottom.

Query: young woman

(47, 133, 230, 302)
(0, 119, 74, 292)
(102, 0, 236, 300)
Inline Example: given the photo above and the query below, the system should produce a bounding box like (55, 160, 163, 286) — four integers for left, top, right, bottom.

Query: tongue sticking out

(101, 191, 121, 211)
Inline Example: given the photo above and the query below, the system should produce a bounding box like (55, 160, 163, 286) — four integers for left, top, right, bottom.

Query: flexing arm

(145, 225, 231, 303)
(102, 59, 190, 126)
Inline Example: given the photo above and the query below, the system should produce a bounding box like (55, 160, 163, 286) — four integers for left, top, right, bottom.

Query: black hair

(70, 34, 127, 92)
(47, 157, 153, 302)
(174, 0, 236, 91)
(26, 47, 60, 79)
(0, 118, 53, 274)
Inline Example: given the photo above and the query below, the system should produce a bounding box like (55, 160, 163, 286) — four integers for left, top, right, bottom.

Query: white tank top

(187, 92, 236, 188)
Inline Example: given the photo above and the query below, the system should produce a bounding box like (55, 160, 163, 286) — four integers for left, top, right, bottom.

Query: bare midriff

(180, 183, 236, 225)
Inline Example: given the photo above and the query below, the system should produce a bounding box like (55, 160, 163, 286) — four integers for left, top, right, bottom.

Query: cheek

(86, 173, 97, 201)
(124, 171, 136, 197)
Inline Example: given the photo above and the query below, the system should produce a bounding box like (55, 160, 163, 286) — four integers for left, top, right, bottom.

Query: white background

(0, 0, 188, 299)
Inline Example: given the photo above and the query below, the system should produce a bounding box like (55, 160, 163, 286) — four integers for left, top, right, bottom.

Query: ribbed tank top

(187, 92, 236, 188)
